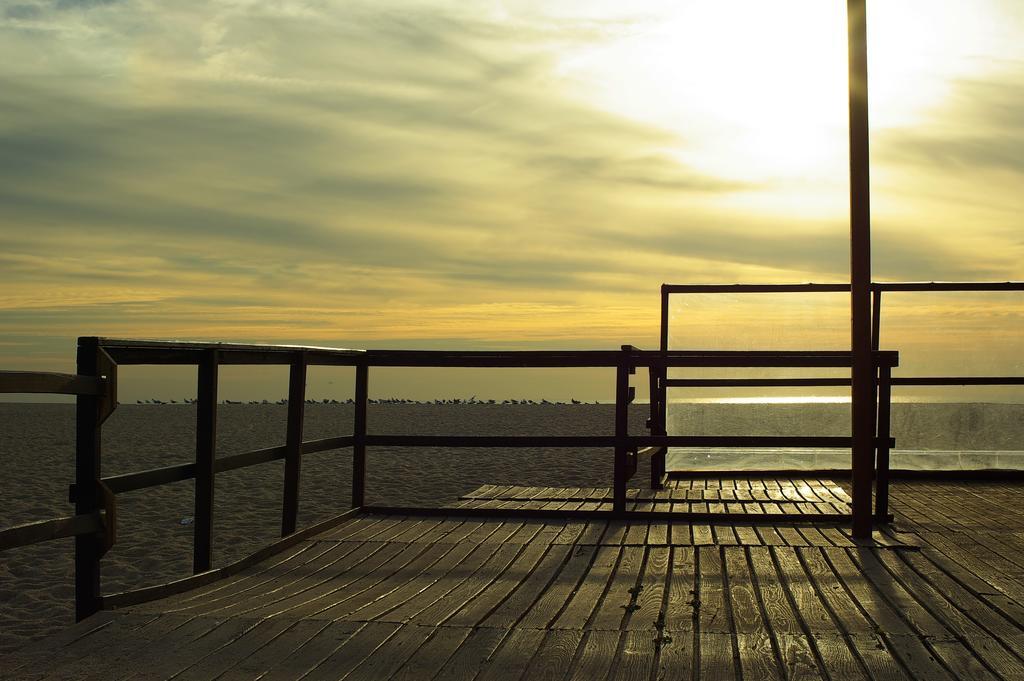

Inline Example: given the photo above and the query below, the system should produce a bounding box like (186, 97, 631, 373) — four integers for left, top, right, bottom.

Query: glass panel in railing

(878, 290, 1024, 386)
(667, 291, 850, 352)
(665, 291, 854, 471)
(877, 290, 1024, 469)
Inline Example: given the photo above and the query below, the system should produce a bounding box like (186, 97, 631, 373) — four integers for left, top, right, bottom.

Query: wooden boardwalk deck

(7, 479, 1024, 679)
(452, 477, 855, 516)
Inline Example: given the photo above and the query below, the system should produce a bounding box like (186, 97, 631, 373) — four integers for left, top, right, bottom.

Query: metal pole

(848, 0, 875, 538)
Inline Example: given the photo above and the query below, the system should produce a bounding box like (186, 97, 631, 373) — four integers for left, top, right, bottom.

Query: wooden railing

(0, 369, 115, 561)
(658, 281, 1024, 520)
(2, 337, 898, 623)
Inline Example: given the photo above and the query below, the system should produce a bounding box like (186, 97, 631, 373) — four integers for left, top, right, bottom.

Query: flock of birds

(135, 397, 593, 405)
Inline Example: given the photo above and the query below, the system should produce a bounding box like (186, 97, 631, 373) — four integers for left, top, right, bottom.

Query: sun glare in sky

(0, 0, 1022, 399)
(562, 1, 1008, 182)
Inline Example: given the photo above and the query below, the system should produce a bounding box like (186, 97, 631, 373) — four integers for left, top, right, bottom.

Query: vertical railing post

(659, 286, 670, 470)
(194, 348, 218, 573)
(352, 362, 368, 508)
(74, 337, 103, 621)
(875, 363, 892, 521)
(648, 365, 666, 489)
(871, 291, 882, 443)
(871, 288, 882, 353)
(281, 351, 307, 536)
(613, 348, 631, 514)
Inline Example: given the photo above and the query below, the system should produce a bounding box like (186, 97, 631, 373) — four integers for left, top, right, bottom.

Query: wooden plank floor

(7, 479, 1024, 679)
(453, 478, 855, 515)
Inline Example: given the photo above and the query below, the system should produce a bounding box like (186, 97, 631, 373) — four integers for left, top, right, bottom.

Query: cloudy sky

(2, 0, 1022, 399)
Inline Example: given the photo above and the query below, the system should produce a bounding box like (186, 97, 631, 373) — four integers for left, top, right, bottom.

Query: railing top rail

(90, 337, 366, 366)
(661, 281, 1024, 294)
(662, 283, 850, 294)
(364, 349, 620, 367)
(91, 338, 366, 353)
(80, 339, 898, 368)
(364, 349, 898, 368)
(872, 281, 1024, 292)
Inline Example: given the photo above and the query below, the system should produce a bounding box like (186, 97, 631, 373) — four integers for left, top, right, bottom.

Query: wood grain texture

(566, 630, 619, 681)
(521, 629, 585, 681)
(16, 478, 1024, 680)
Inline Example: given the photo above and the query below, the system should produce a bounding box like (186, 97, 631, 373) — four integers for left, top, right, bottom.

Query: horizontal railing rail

(0, 370, 114, 554)
(0, 370, 106, 396)
(67, 435, 354, 499)
(357, 434, 894, 448)
(93, 340, 898, 368)
(97, 339, 364, 366)
(667, 377, 1024, 387)
(0, 514, 106, 552)
(666, 378, 852, 387)
(661, 281, 1024, 293)
(891, 377, 1024, 386)
(873, 281, 1024, 292)
(361, 349, 898, 367)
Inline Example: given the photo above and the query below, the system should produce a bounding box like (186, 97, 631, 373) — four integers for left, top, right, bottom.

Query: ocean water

(666, 401, 1024, 471)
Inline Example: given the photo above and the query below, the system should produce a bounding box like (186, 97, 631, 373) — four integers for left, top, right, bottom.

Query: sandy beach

(0, 403, 651, 655)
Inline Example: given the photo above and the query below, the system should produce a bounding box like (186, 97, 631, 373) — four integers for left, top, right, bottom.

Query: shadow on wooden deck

(6, 479, 1024, 679)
